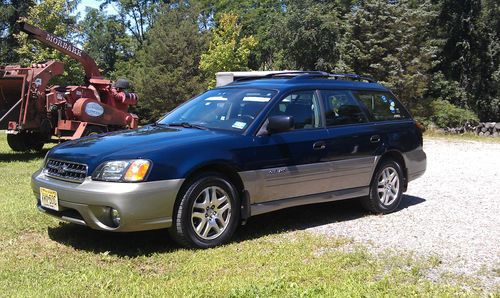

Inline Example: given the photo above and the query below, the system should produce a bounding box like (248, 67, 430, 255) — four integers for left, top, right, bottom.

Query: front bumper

(31, 169, 184, 232)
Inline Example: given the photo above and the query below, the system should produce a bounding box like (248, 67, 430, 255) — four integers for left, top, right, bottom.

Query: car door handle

(313, 141, 326, 150)
(370, 135, 381, 143)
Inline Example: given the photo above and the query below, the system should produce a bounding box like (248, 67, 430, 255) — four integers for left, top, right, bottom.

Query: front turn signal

(123, 160, 151, 182)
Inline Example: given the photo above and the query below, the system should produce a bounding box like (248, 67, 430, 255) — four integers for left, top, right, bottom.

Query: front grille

(44, 159, 88, 182)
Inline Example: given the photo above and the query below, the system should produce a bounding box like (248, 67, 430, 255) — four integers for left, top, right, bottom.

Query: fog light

(110, 208, 121, 227)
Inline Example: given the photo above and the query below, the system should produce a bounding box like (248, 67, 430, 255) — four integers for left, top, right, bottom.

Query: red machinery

(0, 23, 138, 152)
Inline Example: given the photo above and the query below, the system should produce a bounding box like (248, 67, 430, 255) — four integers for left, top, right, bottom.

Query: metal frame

(227, 71, 377, 84)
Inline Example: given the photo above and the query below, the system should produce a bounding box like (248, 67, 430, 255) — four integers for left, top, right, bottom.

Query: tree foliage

(80, 8, 131, 77)
(337, 0, 439, 113)
(0, 0, 34, 64)
(432, 0, 500, 120)
(16, 0, 84, 85)
(100, 0, 165, 46)
(429, 100, 478, 128)
(126, 3, 207, 122)
(272, 0, 343, 72)
(199, 12, 257, 88)
(2, 0, 499, 125)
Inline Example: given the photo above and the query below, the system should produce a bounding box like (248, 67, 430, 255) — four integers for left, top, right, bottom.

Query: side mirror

(267, 115, 294, 134)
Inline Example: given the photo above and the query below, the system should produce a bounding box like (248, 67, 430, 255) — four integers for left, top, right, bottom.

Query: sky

(77, 0, 116, 16)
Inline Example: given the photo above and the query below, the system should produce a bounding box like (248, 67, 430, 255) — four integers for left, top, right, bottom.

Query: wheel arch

(176, 162, 250, 222)
(377, 150, 408, 190)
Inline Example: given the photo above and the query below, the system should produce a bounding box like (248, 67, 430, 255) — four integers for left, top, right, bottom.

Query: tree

(337, 0, 439, 114)
(0, 0, 35, 64)
(125, 3, 208, 122)
(16, 0, 84, 85)
(475, 0, 500, 120)
(80, 8, 132, 77)
(272, 0, 343, 72)
(433, 0, 499, 120)
(101, 0, 166, 46)
(199, 12, 257, 87)
(199, 0, 357, 70)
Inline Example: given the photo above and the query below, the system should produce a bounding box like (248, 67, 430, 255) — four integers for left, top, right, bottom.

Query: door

(319, 89, 382, 191)
(248, 90, 330, 203)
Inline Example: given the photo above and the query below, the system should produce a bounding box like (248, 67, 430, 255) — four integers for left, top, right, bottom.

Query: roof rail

(263, 71, 330, 78)
(290, 73, 377, 83)
(225, 70, 377, 85)
(232, 71, 329, 83)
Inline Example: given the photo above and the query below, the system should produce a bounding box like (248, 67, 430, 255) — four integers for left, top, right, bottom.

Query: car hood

(48, 125, 232, 167)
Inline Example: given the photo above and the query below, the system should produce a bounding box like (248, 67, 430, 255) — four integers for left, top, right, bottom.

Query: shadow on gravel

(47, 194, 425, 257)
(0, 149, 49, 162)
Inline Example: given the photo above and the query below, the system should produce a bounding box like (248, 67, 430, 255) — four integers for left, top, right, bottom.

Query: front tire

(169, 173, 240, 248)
(361, 159, 404, 214)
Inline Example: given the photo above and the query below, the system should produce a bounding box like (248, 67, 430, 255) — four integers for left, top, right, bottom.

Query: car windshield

(157, 88, 277, 131)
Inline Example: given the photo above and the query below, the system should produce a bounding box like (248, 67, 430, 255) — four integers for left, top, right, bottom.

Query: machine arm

(20, 22, 102, 81)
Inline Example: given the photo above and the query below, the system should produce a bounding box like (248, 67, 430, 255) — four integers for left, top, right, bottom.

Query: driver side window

(268, 90, 322, 129)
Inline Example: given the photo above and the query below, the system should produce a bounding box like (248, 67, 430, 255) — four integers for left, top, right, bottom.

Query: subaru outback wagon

(32, 71, 426, 248)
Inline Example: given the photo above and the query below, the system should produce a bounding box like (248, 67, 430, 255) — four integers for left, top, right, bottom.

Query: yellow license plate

(40, 187, 59, 211)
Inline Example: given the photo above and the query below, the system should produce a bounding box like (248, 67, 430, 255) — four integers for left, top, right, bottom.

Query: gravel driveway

(308, 139, 500, 289)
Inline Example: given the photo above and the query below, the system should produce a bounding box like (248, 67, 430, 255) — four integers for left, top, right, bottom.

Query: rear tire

(361, 159, 404, 214)
(169, 173, 240, 248)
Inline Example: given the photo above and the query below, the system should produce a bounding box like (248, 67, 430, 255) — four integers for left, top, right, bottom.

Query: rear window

(354, 92, 410, 121)
(320, 90, 367, 126)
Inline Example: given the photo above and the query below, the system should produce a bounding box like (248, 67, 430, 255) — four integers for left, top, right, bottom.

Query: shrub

(430, 100, 478, 128)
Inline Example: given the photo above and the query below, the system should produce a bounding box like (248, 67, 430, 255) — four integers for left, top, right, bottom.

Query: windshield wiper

(167, 122, 209, 130)
(151, 122, 170, 127)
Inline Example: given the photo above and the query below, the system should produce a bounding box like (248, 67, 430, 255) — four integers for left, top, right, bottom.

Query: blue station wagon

(31, 71, 426, 248)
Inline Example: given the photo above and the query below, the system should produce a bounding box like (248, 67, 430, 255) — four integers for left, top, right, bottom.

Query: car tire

(169, 173, 240, 248)
(361, 159, 404, 214)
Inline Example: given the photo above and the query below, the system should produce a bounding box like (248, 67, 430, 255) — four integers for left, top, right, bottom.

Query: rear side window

(354, 92, 410, 121)
(320, 90, 367, 126)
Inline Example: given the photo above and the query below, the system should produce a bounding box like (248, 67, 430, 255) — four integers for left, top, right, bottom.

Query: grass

(0, 132, 490, 297)
(424, 130, 500, 143)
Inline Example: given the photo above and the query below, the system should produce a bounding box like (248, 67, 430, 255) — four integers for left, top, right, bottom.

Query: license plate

(40, 187, 59, 211)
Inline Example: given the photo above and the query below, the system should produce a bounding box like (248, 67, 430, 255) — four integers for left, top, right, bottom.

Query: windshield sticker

(232, 121, 247, 129)
(242, 96, 271, 102)
(381, 95, 388, 103)
(389, 106, 396, 113)
(206, 96, 227, 101)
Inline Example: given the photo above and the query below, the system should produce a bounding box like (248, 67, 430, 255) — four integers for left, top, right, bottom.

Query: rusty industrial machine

(0, 23, 138, 152)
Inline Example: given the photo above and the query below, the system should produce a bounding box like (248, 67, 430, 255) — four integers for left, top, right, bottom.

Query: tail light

(415, 121, 425, 133)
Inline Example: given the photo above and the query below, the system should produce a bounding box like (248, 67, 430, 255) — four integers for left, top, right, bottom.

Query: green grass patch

(0, 133, 490, 297)
(424, 130, 500, 143)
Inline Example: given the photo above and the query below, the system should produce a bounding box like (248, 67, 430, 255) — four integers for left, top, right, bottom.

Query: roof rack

(263, 71, 330, 78)
(289, 73, 377, 83)
(216, 71, 377, 86)
(232, 71, 329, 83)
(236, 71, 376, 83)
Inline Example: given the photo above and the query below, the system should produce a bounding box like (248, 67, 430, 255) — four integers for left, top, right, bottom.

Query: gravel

(308, 139, 500, 289)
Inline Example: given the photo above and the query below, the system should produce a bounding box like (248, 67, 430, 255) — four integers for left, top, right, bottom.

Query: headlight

(92, 159, 151, 182)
